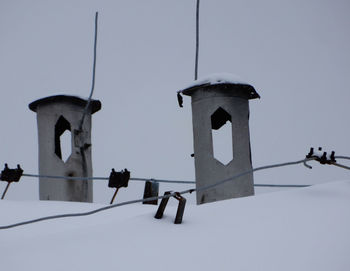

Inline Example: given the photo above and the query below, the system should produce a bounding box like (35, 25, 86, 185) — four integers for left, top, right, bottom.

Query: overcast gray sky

(0, 0, 349, 203)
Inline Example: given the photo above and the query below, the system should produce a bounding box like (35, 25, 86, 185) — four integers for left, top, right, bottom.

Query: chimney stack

(180, 74, 259, 204)
(29, 95, 101, 202)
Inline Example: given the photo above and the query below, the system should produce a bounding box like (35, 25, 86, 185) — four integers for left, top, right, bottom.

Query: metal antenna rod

(1, 182, 11, 200)
(79, 11, 99, 131)
(110, 188, 119, 204)
(195, 0, 200, 80)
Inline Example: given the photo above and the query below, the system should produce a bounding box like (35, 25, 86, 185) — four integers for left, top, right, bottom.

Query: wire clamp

(306, 147, 336, 166)
(0, 164, 23, 200)
(1, 164, 23, 183)
(108, 168, 130, 204)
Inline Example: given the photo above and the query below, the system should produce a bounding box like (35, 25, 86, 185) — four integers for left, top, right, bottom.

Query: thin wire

(332, 156, 350, 170)
(254, 184, 310, 188)
(194, 0, 200, 80)
(131, 177, 194, 184)
(335, 156, 350, 161)
(22, 173, 195, 184)
(79, 11, 99, 131)
(0, 193, 172, 230)
(20, 156, 350, 182)
(0, 157, 316, 230)
(23, 173, 101, 181)
(332, 162, 350, 171)
(196, 158, 314, 192)
(21, 173, 312, 187)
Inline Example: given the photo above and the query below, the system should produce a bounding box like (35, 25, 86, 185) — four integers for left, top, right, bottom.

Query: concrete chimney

(29, 95, 101, 202)
(180, 74, 260, 204)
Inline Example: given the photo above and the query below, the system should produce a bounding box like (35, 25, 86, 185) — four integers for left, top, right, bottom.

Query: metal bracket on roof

(143, 180, 159, 205)
(154, 191, 186, 224)
(0, 164, 23, 199)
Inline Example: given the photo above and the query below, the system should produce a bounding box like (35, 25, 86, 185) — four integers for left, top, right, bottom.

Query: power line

(332, 162, 350, 171)
(11, 154, 350, 185)
(0, 156, 325, 230)
(196, 158, 314, 193)
(21, 173, 311, 187)
(1, 154, 349, 229)
(21, 173, 194, 184)
(335, 156, 350, 161)
(254, 184, 310, 188)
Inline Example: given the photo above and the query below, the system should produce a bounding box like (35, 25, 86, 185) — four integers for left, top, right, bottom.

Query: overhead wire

(1, 155, 349, 229)
(335, 156, 350, 161)
(21, 173, 308, 187)
(8, 154, 350, 186)
(15, 155, 350, 184)
(21, 173, 194, 184)
(196, 158, 314, 192)
(0, 156, 324, 230)
(332, 162, 350, 171)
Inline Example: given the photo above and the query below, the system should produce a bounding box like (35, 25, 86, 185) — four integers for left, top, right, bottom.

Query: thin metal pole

(195, 0, 200, 80)
(79, 11, 99, 131)
(110, 187, 119, 204)
(1, 182, 11, 200)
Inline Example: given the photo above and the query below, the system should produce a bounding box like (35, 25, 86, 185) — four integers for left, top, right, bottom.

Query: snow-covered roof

(29, 95, 102, 114)
(180, 73, 260, 99)
(1, 180, 349, 271)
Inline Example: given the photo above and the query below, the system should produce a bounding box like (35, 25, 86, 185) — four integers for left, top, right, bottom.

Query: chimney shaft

(29, 95, 101, 202)
(181, 75, 259, 204)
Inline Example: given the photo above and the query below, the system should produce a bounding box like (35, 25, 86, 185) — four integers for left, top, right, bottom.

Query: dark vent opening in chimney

(211, 107, 233, 165)
(55, 116, 72, 162)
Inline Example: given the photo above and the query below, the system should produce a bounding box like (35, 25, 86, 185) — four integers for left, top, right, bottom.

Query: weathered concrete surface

(29, 95, 101, 202)
(183, 84, 258, 204)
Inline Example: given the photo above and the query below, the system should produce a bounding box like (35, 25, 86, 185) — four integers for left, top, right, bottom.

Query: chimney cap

(29, 95, 101, 114)
(180, 73, 260, 99)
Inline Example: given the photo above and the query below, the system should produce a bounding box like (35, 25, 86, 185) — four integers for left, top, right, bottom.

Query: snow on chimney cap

(29, 95, 101, 113)
(180, 73, 260, 99)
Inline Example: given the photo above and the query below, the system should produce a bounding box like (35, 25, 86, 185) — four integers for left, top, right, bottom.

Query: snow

(1, 180, 350, 271)
(181, 72, 249, 92)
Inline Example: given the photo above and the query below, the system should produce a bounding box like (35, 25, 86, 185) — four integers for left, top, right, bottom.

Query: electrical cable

(21, 173, 195, 184)
(332, 162, 350, 171)
(0, 157, 320, 230)
(335, 156, 350, 161)
(196, 158, 315, 193)
(254, 184, 309, 188)
(2, 155, 349, 229)
(21, 174, 309, 187)
(16, 154, 350, 184)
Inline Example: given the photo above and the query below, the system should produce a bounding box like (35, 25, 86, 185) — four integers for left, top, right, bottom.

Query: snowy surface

(1, 180, 350, 271)
(181, 72, 249, 91)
